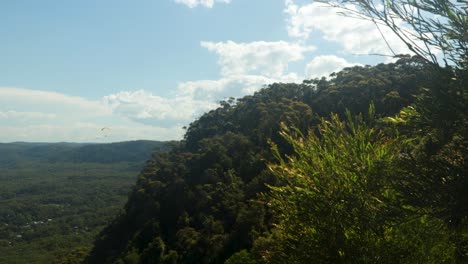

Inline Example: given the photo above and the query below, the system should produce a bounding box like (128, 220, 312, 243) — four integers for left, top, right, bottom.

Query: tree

(323, 0, 468, 244)
(264, 107, 457, 263)
(280, 0, 468, 261)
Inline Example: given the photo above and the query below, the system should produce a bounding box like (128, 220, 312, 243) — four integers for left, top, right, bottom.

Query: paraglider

(99, 127, 111, 139)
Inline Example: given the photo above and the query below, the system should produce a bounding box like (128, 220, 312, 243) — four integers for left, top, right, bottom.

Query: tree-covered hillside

(86, 0, 467, 262)
(0, 141, 169, 263)
(86, 55, 466, 263)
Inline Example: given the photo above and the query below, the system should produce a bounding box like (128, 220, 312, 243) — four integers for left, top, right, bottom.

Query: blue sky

(0, 0, 413, 142)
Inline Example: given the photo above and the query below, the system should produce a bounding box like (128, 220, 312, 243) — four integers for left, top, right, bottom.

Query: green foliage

(283, 0, 468, 260)
(264, 108, 457, 263)
(86, 56, 465, 263)
(224, 250, 257, 264)
(385, 69, 468, 261)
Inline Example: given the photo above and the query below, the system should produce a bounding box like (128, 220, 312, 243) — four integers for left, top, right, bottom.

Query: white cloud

(174, 0, 230, 8)
(201, 40, 315, 77)
(103, 90, 217, 126)
(0, 87, 184, 142)
(284, 1, 411, 56)
(305, 55, 362, 79)
(144, 40, 313, 115)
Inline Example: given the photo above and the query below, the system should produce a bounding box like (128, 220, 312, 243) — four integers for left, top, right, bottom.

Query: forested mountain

(0, 141, 169, 263)
(85, 1, 466, 262)
(85, 55, 467, 263)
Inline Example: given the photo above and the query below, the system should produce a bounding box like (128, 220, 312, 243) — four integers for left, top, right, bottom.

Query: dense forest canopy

(85, 56, 467, 263)
(85, 0, 466, 263)
(0, 141, 168, 263)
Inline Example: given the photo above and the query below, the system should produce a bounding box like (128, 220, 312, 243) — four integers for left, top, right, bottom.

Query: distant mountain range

(0, 140, 170, 165)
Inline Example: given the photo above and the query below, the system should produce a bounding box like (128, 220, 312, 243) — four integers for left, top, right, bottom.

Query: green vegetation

(84, 2, 467, 260)
(86, 52, 466, 263)
(5, 0, 465, 263)
(264, 108, 458, 263)
(0, 141, 167, 263)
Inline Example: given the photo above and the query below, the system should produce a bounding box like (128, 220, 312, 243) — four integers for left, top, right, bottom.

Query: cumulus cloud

(305, 55, 362, 79)
(201, 40, 315, 77)
(135, 40, 311, 118)
(166, 40, 314, 110)
(174, 0, 230, 8)
(103, 90, 217, 126)
(284, 0, 411, 56)
(0, 87, 184, 142)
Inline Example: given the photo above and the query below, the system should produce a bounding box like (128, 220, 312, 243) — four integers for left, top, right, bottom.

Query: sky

(0, 0, 415, 143)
